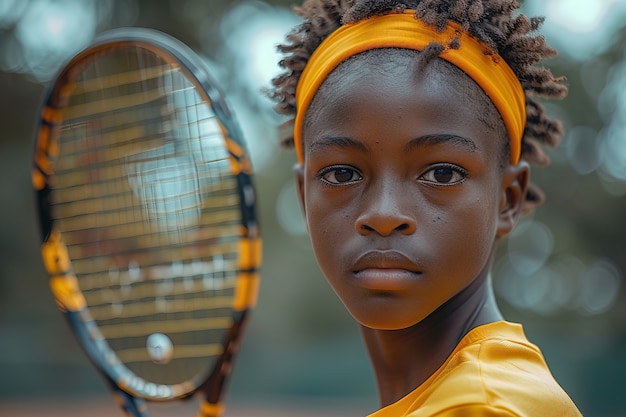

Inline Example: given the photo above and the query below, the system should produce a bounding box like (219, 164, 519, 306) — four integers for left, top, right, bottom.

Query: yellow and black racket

(32, 28, 261, 417)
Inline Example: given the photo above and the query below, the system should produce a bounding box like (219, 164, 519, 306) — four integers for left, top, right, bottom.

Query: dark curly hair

(271, 0, 567, 209)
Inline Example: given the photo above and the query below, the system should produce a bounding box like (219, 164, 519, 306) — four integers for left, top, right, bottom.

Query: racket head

(32, 27, 261, 402)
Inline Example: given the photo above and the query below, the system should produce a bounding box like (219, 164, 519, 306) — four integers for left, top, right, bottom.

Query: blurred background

(0, 0, 625, 416)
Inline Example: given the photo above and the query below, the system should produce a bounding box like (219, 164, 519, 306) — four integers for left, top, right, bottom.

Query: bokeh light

(597, 56, 626, 183)
(526, 0, 626, 61)
(13, 0, 99, 81)
(0, 0, 28, 29)
(565, 125, 603, 176)
(496, 218, 622, 317)
(546, 0, 616, 33)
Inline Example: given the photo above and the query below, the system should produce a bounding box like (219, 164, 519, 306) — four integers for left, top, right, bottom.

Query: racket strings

(50, 45, 242, 385)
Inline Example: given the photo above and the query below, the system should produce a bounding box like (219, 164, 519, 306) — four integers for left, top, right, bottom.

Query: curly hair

(271, 0, 567, 208)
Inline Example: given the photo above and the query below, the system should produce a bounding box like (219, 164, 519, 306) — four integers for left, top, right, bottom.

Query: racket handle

(111, 385, 150, 417)
(198, 400, 224, 417)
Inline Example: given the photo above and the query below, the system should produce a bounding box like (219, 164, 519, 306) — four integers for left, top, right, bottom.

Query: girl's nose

(355, 181, 417, 236)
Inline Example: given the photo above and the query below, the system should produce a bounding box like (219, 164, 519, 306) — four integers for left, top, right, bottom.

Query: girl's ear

(294, 163, 306, 219)
(497, 161, 530, 237)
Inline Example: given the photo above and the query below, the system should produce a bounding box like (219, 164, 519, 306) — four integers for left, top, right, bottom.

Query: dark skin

(295, 50, 529, 407)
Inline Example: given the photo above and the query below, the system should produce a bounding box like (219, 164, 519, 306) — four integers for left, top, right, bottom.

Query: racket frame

(33, 27, 261, 415)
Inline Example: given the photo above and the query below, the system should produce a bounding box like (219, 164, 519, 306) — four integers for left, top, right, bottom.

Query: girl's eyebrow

(308, 135, 368, 156)
(307, 134, 478, 157)
(405, 134, 478, 153)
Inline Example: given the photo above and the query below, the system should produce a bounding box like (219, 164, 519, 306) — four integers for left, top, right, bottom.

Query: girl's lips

(354, 268, 421, 291)
(351, 250, 422, 291)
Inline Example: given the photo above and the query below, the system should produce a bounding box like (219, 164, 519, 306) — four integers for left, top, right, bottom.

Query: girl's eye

(318, 166, 362, 185)
(421, 164, 466, 185)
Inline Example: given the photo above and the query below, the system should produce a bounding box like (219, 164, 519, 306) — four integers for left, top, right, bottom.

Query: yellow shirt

(368, 321, 582, 417)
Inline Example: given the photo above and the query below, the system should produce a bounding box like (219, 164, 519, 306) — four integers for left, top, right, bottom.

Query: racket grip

(198, 400, 224, 417)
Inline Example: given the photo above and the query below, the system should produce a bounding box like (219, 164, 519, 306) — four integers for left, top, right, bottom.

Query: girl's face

(297, 51, 526, 330)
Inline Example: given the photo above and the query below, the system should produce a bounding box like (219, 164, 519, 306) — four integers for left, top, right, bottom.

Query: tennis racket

(32, 27, 261, 417)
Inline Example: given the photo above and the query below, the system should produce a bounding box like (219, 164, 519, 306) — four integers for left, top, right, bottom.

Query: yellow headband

(294, 11, 526, 164)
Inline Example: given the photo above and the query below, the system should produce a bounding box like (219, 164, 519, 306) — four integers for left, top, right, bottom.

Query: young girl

(271, 1, 582, 415)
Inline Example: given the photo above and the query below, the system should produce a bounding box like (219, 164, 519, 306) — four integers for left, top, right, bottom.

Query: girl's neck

(360, 273, 503, 408)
